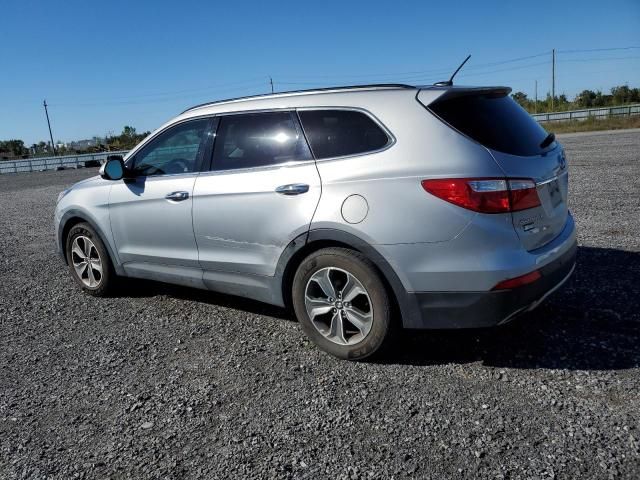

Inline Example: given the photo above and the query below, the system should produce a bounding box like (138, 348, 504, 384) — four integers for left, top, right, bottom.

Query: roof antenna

(434, 55, 471, 86)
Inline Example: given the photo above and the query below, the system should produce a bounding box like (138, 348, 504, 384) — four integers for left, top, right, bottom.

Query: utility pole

(535, 80, 538, 114)
(551, 49, 555, 111)
(269, 77, 274, 94)
(43, 99, 57, 156)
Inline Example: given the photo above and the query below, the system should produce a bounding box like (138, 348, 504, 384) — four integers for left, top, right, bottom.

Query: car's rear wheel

(65, 222, 116, 296)
(292, 247, 393, 360)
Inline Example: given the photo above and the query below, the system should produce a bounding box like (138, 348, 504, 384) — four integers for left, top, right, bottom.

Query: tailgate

(425, 87, 569, 251)
(490, 147, 569, 251)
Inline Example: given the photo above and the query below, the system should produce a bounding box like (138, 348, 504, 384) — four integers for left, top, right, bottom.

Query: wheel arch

(277, 229, 421, 328)
(58, 210, 124, 275)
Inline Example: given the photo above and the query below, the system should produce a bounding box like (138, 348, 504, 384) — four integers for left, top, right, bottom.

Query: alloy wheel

(304, 267, 373, 345)
(70, 235, 103, 288)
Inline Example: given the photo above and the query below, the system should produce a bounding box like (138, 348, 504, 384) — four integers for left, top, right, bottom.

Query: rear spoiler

(417, 86, 512, 107)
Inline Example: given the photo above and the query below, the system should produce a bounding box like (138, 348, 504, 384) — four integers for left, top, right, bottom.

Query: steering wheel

(164, 158, 190, 174)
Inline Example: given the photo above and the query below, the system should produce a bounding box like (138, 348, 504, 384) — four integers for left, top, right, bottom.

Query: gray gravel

(1, 130, 639, 479)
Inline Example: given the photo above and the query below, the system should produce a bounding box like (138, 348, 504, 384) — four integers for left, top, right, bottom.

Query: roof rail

(181, 83, 416, 113)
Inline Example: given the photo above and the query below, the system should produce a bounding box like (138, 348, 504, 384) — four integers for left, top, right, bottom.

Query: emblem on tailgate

(519, 213, 543, 233)
(558, 150, 566, 170)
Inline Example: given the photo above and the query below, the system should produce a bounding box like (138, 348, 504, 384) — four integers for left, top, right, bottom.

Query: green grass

(543, 115, 640, 134)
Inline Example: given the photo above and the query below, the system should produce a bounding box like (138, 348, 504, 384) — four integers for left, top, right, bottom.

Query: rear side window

(212, 112, 311, 171)
(298, 110, 391, 159)
(429, 94, 553, 156)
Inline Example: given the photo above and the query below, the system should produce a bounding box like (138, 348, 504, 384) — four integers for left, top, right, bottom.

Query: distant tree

(593, 90, 607, 107)
(106, 126, 150, 150)
(122, 126, 137, 139)
(511, 91, 529, 108)
(575, 90, 596, 108)
(56, 140, 69, 155)
(0, 139, 28, 159)
(610, 85, 638, 104)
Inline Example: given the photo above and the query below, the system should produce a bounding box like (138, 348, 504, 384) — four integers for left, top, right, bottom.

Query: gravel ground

(1, 130, 639, 479)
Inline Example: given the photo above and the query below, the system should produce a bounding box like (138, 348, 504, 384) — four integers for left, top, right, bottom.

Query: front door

(109, 117, 212, 284)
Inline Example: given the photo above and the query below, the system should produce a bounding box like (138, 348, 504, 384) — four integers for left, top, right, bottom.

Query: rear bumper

(408, 240, 576, 328)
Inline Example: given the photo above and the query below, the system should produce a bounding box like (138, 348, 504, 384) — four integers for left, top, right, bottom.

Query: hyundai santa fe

(55, 83, 577, 360)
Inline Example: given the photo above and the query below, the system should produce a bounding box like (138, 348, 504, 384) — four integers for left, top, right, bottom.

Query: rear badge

(520, 213, 543, 233)
(558, 151, 567, 170)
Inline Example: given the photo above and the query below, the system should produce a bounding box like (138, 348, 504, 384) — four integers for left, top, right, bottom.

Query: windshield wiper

(540, 132, 555, 149)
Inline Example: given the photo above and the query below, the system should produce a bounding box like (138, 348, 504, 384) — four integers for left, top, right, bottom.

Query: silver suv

(55, 84, 577, 360)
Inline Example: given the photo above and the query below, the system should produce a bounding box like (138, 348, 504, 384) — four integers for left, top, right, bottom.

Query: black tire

(292, 247, 393, 360)
(65, 222, 116, 296)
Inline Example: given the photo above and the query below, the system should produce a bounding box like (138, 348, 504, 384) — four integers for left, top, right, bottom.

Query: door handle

(165, 191, 189, 201)
(275, 183, 309, 195)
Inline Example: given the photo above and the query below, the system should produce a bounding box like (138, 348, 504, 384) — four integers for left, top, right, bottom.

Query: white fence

(533, 104, 640, 123)
(0, 151, 128, 175)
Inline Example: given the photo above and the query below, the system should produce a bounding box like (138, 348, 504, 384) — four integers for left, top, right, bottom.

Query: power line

(557, 46, 640, 54)
(47, 78, 268, 106)
(395, 60, 551, 85)
(278, 51, 551, 81)
(456, 60, 551, 77)
(48, 81, 268, 107)
(559, 55, 640, 63)
(278, 65, 453, 80)
(38, 46, 640, 109)
(275, 47, 636, 84)
(464, 51, 550, 69)
(278, 60, 552, 88)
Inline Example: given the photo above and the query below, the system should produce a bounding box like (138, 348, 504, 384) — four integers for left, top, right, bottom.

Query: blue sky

(1, 0, 638, 145)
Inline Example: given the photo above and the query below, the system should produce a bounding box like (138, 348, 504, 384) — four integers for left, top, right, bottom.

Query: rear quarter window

(298, 110, 391, 159)
(428, 94, 554, 157)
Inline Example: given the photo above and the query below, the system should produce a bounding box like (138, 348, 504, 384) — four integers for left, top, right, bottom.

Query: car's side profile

(55, 84, 577, 360)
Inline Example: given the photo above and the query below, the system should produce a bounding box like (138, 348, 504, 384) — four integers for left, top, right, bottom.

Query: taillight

(507, 179, 540, 211)
(421, 178, 541, 213)
(491, 270, 541, 290)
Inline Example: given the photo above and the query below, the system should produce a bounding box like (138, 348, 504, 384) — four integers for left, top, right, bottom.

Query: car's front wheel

(292, 248, 393, 360)
(65, 222, 116, 296)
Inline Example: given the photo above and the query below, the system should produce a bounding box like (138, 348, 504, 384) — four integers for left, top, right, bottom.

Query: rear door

(192, 111, 321, 281)
(427, 91, 568, 250)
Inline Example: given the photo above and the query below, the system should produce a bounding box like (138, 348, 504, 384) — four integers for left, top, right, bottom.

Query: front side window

(212, 112, 311, 171)
(298, 110, 391, 159)
(130, 118, 209, 176)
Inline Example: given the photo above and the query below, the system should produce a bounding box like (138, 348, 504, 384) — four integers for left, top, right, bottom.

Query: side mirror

(100, 156, 125, 180)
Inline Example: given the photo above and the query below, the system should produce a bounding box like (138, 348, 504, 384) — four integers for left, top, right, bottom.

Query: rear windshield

(429, 93, 554, 156)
